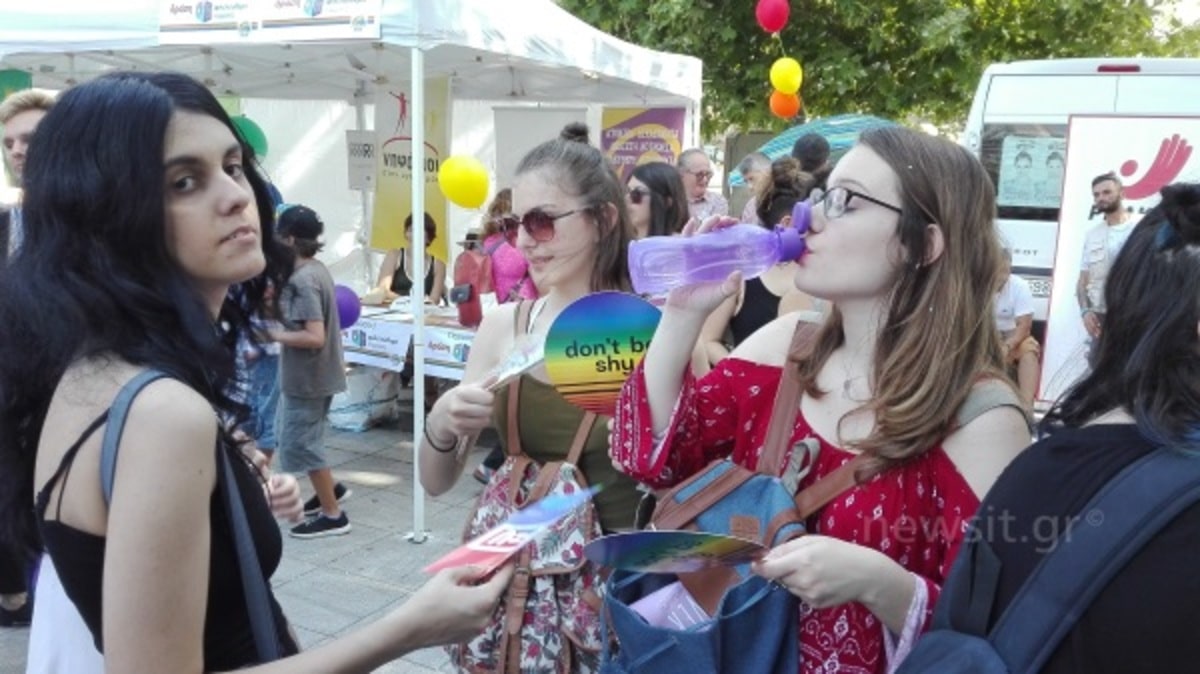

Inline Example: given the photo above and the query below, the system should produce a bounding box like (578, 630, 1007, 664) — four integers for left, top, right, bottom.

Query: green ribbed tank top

(493, 376, 641, 532)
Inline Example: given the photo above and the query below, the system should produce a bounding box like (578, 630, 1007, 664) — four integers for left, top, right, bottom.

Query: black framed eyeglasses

(627, 187, 652, 205)
(500, 207, 582, 245)
(809, 186, 903, 220)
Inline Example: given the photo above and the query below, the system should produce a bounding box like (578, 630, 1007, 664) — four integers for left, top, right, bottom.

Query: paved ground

(0, 388, 494, 673)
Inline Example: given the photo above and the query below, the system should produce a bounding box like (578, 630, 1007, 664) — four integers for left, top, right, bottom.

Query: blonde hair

(0, 89, 56, 124)
(791, 127, 1010, 476)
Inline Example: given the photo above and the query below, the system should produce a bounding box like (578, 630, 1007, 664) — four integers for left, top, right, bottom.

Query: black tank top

(729, 277, 782, 347)
(36, 411, 298, 669)
(390, 252, 435, 297)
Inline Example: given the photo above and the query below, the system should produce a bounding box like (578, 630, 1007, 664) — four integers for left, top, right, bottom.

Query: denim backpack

(600, 321, 866, 674)
(896, 447, 1200, 674)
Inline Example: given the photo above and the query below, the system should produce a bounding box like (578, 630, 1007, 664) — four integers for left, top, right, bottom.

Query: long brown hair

(792, 126, 1009, 474)
(515, 138, 633, 292)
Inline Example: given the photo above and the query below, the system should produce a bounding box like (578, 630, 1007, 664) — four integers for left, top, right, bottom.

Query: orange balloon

(769, 91, 802, 119)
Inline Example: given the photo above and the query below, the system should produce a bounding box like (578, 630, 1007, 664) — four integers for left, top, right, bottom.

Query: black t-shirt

(973, 424, 1200, 673)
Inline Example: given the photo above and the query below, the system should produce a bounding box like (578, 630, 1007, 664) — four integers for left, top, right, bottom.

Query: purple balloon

(334, 285, 362, 330)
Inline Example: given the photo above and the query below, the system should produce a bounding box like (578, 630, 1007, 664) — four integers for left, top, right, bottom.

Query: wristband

(423, 423, 457, 453)
(1080, 307, 1093, 317)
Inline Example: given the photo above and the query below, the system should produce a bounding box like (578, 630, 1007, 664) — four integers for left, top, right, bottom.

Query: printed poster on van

(1040, 115, 1200, 403)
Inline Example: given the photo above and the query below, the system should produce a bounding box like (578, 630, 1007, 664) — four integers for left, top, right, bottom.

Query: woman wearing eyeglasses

(699, 156, 819, 370)
(611, 126, 1031, 674)
(419, 136, 643, 528)
(626, 162, 689, 239)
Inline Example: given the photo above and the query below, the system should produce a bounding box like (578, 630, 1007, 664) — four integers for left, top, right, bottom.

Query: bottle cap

(775, 200, 811, 261)
(777, 225, 805, 261)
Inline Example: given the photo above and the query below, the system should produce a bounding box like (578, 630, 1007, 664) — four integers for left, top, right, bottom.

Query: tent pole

(354, 79, 373, 290)
(407, 46, 429, 544)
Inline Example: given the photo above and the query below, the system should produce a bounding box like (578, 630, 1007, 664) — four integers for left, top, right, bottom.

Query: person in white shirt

(1076, 172, 1137, 339)
(995, 248, 1039, 411)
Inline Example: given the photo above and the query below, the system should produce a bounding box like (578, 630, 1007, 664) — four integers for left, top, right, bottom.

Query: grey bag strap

(989, 448, 1200, 672)
(219, 446, 283, 662)
(100, 370, 169, 505)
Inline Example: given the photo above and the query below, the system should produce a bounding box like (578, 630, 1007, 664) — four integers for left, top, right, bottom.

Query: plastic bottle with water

(628, 201, 812, 296)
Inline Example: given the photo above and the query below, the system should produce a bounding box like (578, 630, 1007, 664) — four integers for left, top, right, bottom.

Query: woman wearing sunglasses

(611, 126, 1031, 673)
(626, 162, 689, 239)
(699, 156, 819, 370)
(419, 135, 643, 528)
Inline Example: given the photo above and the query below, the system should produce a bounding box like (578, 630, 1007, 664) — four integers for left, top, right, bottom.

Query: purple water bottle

(628, 201, 811, 296)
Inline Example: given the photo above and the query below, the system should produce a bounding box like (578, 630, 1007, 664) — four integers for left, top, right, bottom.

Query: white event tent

(0, 0, 703, 539)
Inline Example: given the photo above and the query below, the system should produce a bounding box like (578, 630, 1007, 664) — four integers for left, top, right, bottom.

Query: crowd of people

(0, 69, 1197, 674)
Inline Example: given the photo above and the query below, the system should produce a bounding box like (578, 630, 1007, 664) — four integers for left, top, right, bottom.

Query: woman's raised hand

(432, 381, 497, 439)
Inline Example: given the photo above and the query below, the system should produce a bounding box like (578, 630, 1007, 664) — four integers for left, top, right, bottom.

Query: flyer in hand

(425, 485, 602, 574)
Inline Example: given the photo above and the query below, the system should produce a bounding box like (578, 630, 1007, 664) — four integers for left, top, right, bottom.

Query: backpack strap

(504, 299, 535, 458)
(757, 319, 821, 477)
(988, 447, 1200, 672)
(101, 370, 171, 505)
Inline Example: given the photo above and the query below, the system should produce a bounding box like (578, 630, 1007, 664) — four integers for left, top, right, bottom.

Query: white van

(961, 57, 1200, 325)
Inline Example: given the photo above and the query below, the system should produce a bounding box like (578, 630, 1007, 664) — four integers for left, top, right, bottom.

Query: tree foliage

(557, 0, 1200, 136)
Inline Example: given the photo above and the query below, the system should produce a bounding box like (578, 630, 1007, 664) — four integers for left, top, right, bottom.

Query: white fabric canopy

(0, 0, 701, 107)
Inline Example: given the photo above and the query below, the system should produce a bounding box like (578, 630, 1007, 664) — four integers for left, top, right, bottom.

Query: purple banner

(601, 107, 688, 181)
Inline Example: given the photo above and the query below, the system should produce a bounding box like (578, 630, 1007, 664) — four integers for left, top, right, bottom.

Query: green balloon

(231, 115, 269, 158)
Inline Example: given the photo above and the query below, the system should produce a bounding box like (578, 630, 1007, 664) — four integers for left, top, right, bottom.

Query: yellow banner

(370, 78, 450, 261)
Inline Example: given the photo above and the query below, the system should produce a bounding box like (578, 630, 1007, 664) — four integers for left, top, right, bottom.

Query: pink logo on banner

(1120, 133, 1193, 200)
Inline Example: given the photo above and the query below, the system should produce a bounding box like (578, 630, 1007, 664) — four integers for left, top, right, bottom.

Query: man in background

(995, 248, 1039, 412)
(1077, 172, 1137, 340)
(791, 132, 832, 189)
(736, 151, 771, 223)
(677, 148, 728, 221)
(1, 88, 55, 260)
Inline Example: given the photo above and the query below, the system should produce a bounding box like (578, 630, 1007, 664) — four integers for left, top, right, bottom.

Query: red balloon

(756, 0, 790, 33)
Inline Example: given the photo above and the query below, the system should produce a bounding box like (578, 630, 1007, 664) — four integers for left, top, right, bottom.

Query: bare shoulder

(942, 403, 1032, 500)
(123, 378, 219, 464)
(728, 309, 824, 368)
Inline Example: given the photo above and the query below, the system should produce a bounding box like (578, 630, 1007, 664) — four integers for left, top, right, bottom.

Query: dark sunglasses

(628, 187, 652, 205)
(500, 207, 584, 245)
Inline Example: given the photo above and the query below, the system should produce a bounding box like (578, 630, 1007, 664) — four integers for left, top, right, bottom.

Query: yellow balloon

(437, 155, 490, 209)
(769, 57, 803, 95)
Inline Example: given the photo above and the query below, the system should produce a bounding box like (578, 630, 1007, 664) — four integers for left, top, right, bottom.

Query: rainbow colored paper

(544, 292, 661, 414)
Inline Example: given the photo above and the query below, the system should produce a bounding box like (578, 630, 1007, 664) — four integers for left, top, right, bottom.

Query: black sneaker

(302, 483, 352, 517)
(289, 512, 352, 539)
(0, 600, 31, 628)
